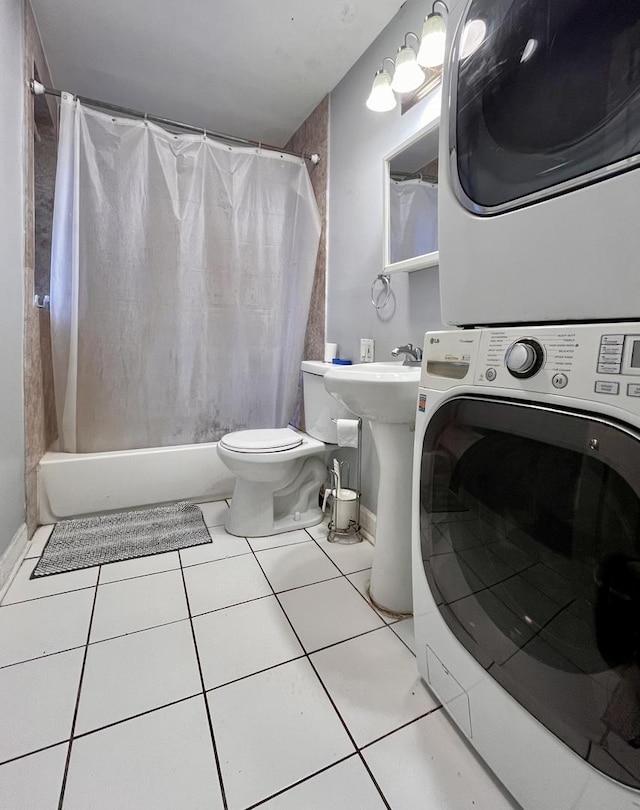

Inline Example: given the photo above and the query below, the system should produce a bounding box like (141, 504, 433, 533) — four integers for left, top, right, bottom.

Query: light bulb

(391, 46, 425, 94)
(417, 12, 446, 68)
(366, 70, 397, 112)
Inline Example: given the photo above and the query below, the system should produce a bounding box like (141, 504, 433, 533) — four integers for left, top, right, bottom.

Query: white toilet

(217, 361, 352, 537)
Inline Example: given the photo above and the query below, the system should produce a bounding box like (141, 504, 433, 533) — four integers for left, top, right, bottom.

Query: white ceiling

(31, 0, 403, 145)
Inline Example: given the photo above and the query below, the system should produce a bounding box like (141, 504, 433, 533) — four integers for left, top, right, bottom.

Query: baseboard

(359, 505, 376, 544)
(0, 522, 28, 598)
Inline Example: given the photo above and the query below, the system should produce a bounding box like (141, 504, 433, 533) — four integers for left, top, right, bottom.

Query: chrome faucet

(391, 343, 423, 366)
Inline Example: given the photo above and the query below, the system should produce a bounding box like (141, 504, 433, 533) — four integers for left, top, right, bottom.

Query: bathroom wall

(285, 96, 329, 429)
(24, 0, 58, 536)
(0, 0, 26, 557)
(327, 0, 447, 511)
(285, 95, 328, 365)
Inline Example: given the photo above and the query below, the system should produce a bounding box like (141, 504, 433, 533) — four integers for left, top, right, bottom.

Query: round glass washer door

(453, 0, 640, 213)
(420, 395, 640, 788)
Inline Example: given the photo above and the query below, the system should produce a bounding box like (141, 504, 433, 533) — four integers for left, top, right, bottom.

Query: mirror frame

(383, 118, 440, 275)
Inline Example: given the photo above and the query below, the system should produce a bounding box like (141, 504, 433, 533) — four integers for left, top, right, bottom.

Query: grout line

(388, 620, 416, 657)
(88, 615, 189, 647)
(0, 643, 87, 672)
(70, 693, 201, 741)
(0, 738, 71, 769)
(243, 752, 358, 809)
(204, 653, 307, 692)
(356, 753, 393, 810)
(57, 580, 100, 809)
(245, 546, 394, 807)
(178, 555, 229, 810)
(245, 540, 438, 809)
(179, 550, 252, 569)
(248, 538, 313, 554)
(1, 582, 97, 609)
(359, 705, 442, 752)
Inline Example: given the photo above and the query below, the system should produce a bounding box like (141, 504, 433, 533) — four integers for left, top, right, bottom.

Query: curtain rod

(30, 80, 320, 164)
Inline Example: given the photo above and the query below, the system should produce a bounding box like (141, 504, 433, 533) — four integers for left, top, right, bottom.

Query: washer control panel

(422, 323, 640, 413)
(477, 324, 640, 405)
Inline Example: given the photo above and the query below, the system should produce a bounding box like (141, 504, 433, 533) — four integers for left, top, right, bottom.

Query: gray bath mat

(32, 501, 211, 577)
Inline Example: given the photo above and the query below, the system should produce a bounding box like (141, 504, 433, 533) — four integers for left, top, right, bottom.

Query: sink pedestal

(322, 361, 420, 617)
(368, 421, 414, 615)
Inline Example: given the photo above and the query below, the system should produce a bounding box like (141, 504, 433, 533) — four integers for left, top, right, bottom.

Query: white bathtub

(38, 442, 236, 523)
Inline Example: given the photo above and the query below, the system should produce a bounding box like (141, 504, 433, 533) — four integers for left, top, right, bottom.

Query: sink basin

(323, 361, 420, 424)
(323, 360, 421, 615)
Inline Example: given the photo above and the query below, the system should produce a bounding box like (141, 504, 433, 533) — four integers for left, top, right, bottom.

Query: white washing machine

(413, 324, 640, 809)
(438, 0, 640, 326)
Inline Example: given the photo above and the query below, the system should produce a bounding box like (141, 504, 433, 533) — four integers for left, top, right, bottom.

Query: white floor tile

(98, 551, 180, 584)
(311, 627, 437, 747)
(305, 521, 330, 541)
(0, 589, 94, 668)
(197, 501, 229, 528)
(179, 526, 251, 567)
(1, 558, 98, 606)
(391, 617, 415, 654)
(90, 570, 188, 643)
(363, 710, 518, 810)
(24, 525, 55, 559)
(0, 743, 67, 810)
(63, 697, 223, 810)
(255, 542, 341, 593)
(278, 578, 385, 653)
(183, 554, 272, 616)
(194, 596, 303, 689)
(313, 535, 374, 575)
(76, 620, 201, 734)
(207, 658, 354, 810)
(259, 756, 387, 810)
(0, 648, 84, 762)
(347, 570, 396, 624)
(248, 528, 313, 552)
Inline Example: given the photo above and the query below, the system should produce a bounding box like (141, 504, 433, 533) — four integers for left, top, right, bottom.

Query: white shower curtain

(389, 179, 438, 264)
(50, 94, 321, 453)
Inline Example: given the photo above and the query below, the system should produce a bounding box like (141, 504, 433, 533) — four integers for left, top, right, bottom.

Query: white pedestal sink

(324, 361, 420, 615)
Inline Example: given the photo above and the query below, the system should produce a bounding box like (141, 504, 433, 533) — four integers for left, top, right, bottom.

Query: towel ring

(370, 273, 391, 310)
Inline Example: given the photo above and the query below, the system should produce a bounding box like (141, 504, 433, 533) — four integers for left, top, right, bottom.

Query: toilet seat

(219, 428, 304, 454)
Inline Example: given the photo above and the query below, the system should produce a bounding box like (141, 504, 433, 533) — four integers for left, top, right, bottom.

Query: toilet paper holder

(326, 417, 363, 544)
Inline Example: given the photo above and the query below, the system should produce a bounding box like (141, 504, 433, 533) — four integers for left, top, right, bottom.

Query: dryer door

(419, 396, 640, 787)
(453, 0, 640, 213)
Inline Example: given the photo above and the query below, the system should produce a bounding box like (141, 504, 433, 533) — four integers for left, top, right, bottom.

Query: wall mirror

(383, 119, 439, 274)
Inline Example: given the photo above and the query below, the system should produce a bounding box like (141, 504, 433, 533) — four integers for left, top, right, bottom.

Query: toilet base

(225, 455, 327, 537)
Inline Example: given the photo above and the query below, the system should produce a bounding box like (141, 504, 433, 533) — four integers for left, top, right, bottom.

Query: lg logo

(429, 337, 440, 344)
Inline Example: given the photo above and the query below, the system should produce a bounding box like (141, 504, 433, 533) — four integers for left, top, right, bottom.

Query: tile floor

(0, 500, 518, 809)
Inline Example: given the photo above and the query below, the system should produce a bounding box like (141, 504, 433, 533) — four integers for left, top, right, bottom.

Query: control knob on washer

(505, 339, 544, 378)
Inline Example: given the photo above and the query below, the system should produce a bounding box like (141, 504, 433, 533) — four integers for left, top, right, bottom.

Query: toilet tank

(301, 361, 353, 444)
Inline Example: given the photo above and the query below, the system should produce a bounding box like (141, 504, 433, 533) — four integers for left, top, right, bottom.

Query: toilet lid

(219, 428, 304, 454)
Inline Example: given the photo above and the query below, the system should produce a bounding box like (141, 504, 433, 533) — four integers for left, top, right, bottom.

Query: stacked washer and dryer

(413, 1, 640, 808)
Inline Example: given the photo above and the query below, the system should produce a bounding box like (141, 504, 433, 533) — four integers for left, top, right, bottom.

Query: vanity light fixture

(391, 34, 426, 93)
(365, 2, 449, 112)
(366, 59, 397, 111)
(417, 1, 448, 68)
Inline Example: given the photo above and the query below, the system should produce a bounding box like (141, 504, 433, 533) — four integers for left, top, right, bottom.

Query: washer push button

(485, 368, 496, 381)
(628, 384, 640, 398)
(595, 381, 619, 395)
(552, 373, 568, 389)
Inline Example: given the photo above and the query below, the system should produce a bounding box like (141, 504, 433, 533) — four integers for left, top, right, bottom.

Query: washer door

(453, 0, 640, 213)
(420, 396, 640, 787)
